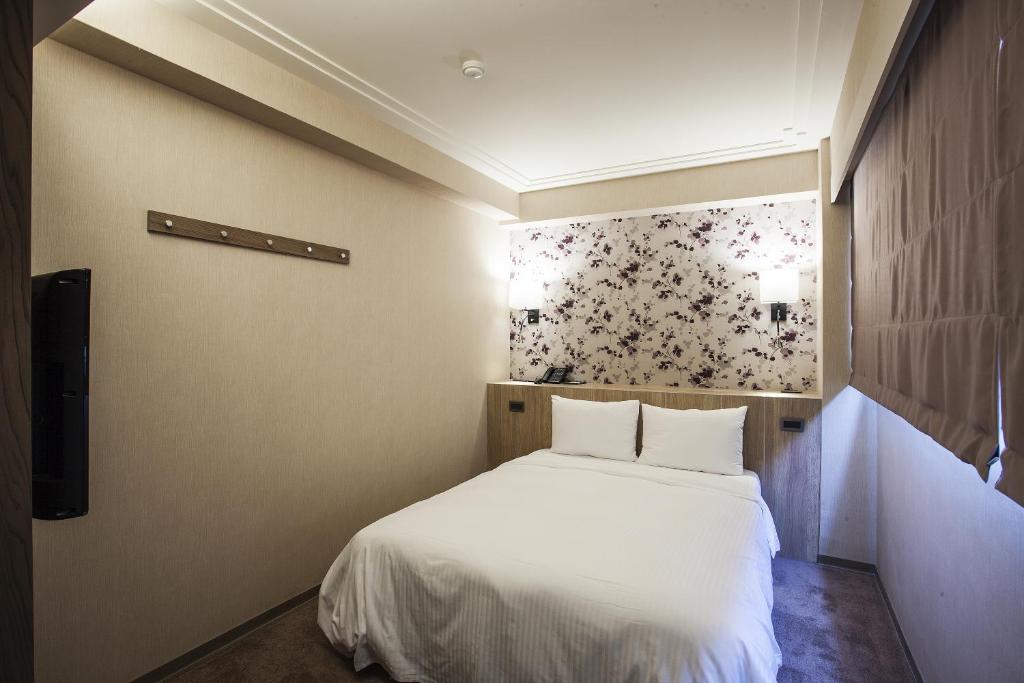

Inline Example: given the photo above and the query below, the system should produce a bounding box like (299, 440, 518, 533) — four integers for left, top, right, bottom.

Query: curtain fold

(995, 3, 1024, 503)
(852, 0, 1023, 505)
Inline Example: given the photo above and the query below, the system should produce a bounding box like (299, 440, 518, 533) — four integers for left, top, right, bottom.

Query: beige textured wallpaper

(828, 0, 917, 199)
(30, 41, 509, 682)
(67, 0, 520, 219)
(816, 138, 877, 564)
(516, 151, 819, 225)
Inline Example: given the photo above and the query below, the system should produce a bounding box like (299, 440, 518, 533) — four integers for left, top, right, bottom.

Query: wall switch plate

(780, 417, 804, 432)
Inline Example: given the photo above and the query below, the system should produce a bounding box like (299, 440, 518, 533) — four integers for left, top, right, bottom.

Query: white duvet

(319, 450, 782, 683)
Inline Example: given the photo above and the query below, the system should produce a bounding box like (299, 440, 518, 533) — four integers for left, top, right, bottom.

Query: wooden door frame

(1, 0, 35, 680)
(3, 2, 95, 680)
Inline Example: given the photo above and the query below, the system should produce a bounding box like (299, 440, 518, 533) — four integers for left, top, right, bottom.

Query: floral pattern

(510, 199, 818, 391)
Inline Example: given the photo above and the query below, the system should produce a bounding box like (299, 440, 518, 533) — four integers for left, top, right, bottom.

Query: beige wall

(828, 0, 919, 199)
(817, 138, 851, 407)
(60, 0, 519, 220)
(817, 138, 876, 563)
(515, 151, 819, 225)
(30, 41, 509, 683)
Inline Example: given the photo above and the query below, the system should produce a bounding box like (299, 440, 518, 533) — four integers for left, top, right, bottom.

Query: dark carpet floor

(169, 558, 916, 682)
(771, 560, 915, 683)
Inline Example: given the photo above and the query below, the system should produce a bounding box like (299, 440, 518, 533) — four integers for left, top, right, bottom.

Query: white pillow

(550, 396, 639, 461)
(638, 404, 747, 475)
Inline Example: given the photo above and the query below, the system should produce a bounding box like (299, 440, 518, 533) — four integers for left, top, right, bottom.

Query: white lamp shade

(509, 278, 543, 309)
(758, 268, 800, 303)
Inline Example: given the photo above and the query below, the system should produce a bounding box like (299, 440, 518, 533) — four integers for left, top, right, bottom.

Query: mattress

(318, 449, 781, 683)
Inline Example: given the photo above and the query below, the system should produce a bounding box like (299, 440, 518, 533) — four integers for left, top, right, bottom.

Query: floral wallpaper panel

(509, 199, 819, 392)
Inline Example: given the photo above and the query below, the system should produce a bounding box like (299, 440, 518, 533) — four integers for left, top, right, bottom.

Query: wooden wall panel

(487, 382, 821, 561)
(763, 398, 822, 562)
(0, 0, 34, 680)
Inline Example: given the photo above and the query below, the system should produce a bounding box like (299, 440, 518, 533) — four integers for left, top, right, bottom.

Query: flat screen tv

(32, 268, 91, 520)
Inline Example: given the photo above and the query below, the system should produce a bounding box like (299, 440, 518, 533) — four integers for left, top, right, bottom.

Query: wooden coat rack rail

(147, 211, 350, 265)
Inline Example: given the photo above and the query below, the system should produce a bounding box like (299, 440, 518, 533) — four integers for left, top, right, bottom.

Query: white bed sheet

(318, 450, 781, 683)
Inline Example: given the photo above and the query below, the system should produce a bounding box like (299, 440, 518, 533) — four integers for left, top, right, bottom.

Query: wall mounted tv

(32, 268, 91, 520)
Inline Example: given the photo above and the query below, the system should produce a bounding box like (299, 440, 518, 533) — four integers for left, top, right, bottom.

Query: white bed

(318, 449, 781, 683)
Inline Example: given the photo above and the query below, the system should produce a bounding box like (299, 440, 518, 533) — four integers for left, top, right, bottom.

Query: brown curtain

(852, 0, 1024, 506)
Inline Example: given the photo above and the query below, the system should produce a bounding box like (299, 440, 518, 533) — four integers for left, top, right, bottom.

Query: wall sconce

(509, 279, 543, 324)
(758, 268, 799, 338)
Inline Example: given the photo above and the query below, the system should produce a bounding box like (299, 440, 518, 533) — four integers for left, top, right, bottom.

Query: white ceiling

(159, 0, 862, 192)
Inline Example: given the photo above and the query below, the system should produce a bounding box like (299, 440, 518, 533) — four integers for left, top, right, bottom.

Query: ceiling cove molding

(161, 0, 824, 191)
(790, 0, 823, 134)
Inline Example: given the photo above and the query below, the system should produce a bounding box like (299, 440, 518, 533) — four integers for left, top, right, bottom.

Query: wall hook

(147, 211, 350, 266)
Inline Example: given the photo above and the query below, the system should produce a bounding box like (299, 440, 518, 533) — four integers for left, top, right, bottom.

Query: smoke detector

(461, 59, 486, 79)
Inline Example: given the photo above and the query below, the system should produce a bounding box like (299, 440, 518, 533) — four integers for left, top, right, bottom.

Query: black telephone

(536, 366, 570, 384)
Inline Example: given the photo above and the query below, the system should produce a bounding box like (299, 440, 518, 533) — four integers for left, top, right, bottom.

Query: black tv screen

(32, 268, 90, 520)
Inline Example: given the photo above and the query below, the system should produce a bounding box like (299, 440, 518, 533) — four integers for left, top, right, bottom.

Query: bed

(318, 449, 781, 683)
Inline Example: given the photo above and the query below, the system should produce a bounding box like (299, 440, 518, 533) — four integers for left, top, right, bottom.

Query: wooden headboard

(486, 381, 822, 562)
